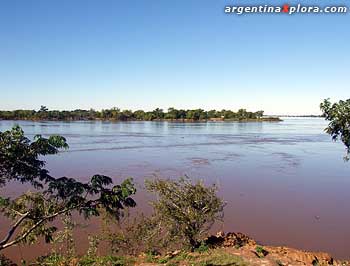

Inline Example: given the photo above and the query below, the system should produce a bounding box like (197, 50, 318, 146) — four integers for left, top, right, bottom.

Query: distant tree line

(0, 106, 270, 121)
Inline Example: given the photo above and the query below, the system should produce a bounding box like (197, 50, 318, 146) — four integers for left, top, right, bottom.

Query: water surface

(1, 118, 349, 260)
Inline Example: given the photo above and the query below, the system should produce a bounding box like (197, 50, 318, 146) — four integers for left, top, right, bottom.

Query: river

(0, 118, 349, 261)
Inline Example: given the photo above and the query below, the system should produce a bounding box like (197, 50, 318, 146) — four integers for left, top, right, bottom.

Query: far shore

(0, 117, 283, 122)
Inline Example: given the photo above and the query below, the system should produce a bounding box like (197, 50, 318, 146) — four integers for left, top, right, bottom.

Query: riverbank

(2, 232, 347, 265)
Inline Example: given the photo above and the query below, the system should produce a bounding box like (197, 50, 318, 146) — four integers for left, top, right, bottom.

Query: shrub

(146, 176, 225, 250)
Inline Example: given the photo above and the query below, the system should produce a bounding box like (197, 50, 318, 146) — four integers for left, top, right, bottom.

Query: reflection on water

(0, 118, 350, 260)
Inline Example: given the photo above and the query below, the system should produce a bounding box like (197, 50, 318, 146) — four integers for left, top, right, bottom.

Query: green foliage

(36, 249, 247, 266)
(0, 254, 16, 266)
(0, 107, 267, 121)
(35, 253, 65, 265)
(145, 176, 225, 250)
(320, 98, 350, 160)
(37, 254, 135, 266)
(101, 211, 161, 256)
(79, 255, 135, 266)
(255, 245, 268, 258)
(195, 241, 210, 253)
(0, 126, 136, 251)
(52, 217, 77, 258)
(255, 246, 264, 253)
(199, 252, 246, 266)
(0, 125, 68, 187)
(102, 177, 225, 255)
(86, 235, 100, 258)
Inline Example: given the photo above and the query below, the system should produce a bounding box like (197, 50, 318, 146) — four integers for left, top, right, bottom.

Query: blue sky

(0, 0, 349, 115)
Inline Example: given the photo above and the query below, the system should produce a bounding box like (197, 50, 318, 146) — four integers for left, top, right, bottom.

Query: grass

(36, 254, 136, 266)
(34, 248, 247, 266)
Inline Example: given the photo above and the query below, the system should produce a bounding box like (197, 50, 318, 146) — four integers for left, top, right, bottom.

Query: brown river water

(0, 119, 349, 262)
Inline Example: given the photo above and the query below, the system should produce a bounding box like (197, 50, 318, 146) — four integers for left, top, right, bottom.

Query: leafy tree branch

(320, 98, 350, 160)
(0, 126, 136, 251)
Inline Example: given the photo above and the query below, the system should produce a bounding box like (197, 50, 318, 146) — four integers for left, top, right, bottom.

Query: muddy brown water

(1, 119, 349, 262)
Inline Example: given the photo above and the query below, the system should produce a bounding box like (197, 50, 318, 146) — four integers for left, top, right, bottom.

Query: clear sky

(0, 0, 349, 115)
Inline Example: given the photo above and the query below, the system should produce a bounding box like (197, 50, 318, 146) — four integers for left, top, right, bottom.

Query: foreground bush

(99, 177, 225, 255)
(146, 176, 226, 250)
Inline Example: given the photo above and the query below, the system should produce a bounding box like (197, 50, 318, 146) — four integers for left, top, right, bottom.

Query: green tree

(145, 176, 225, 250)
(165, 108, 178, 120)
(237, 109, 248, 120)
(255, 111, 264, 119)
(208, 110, 218, 119)
(0, 126, 136, 251)
(111, 107, 121, 120)
(38, 106, 49, 119)
(152, 108, 164, 120)
(39, 106, 48, 113)
(320, 98, 350, 160)
(134, 110, 146, 120)
(186, 109, 205, 120)
(119, 110, 133, 121)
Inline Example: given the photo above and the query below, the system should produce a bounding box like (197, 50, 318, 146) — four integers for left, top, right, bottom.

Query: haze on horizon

(0, 0, 349, 116)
